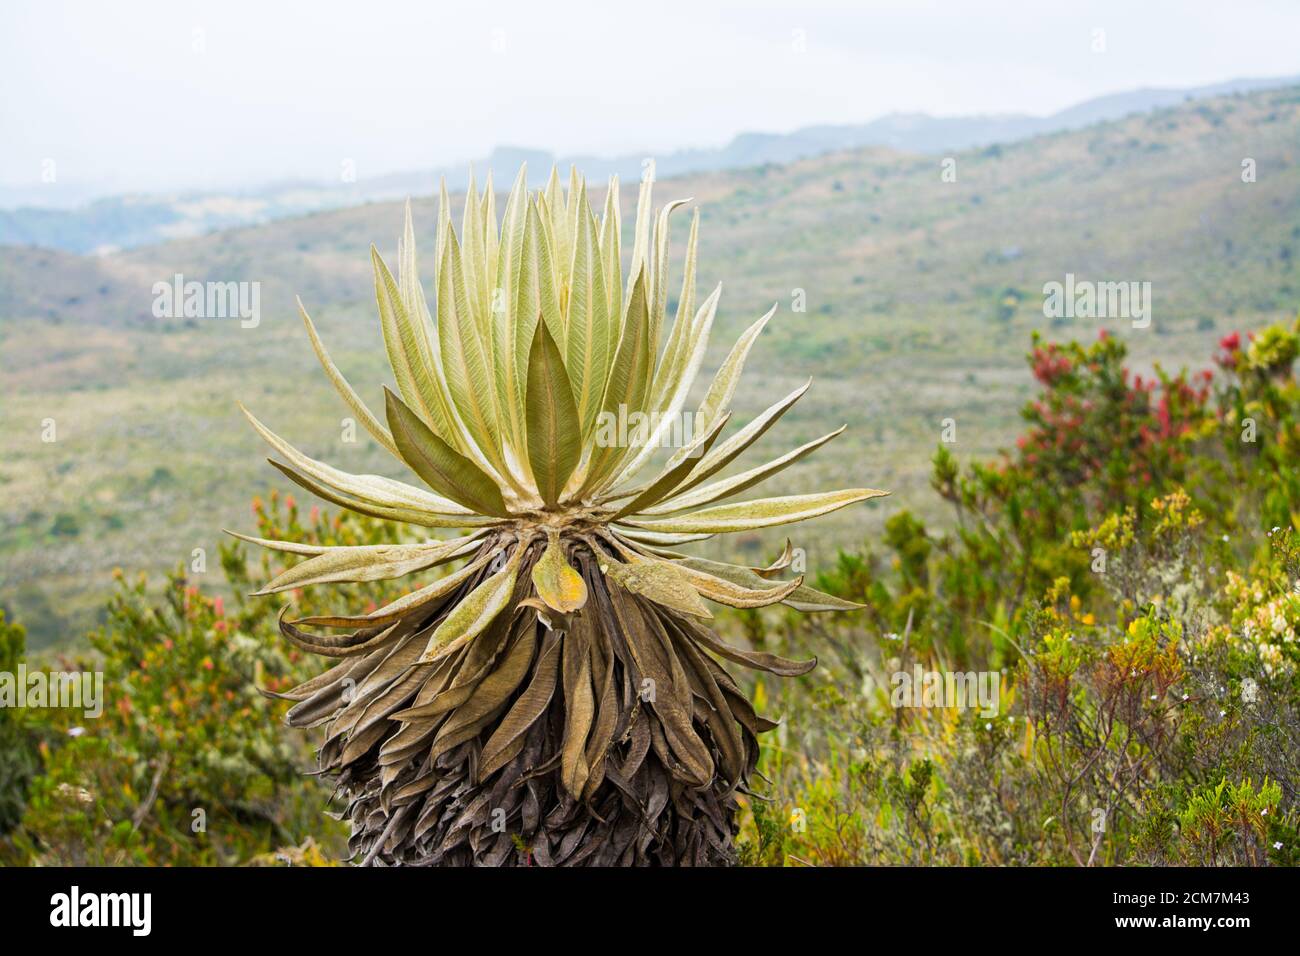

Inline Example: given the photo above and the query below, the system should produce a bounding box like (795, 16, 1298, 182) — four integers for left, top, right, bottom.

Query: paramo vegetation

(744, 316, 1300, 866)
(4, 301, 1300, 865)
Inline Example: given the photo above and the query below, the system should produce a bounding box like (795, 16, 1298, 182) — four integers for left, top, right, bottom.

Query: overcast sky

(3, 0, 1298, 197)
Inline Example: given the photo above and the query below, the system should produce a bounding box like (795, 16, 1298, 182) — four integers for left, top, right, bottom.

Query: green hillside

(3, 84, 1299, 649)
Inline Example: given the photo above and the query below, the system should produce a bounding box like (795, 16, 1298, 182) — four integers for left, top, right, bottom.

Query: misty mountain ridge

(3, 72, 1297, 254)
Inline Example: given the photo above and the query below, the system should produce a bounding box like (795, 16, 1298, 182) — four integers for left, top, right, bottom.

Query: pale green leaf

(610, 412, 728, 520)
(597, 176, 622, 365)
(525, 321, 582, 506)
(384, 388, 509, 517)
(649, 198, 690, 352)
(644, 426, 845, 514)
(653, 208, 700, 407)
(510, 202, 563, 414)
(295, 550, 494, 627)
(239, 403, 472, 515)
(565, 184, 610, 438)
(610, 527, 716, 546)
(531, 531, 588, 614)
(437, 226, 505, 477)
(580, 266, 651, 494)
(608, 281, 720, 487)
(371, 246, 459, 447)
(493, 165, 530, 453)
(223, 530, 330, 556)
(266, 458, 495, 530)
(599, 554, 711, 619)
(672, 379, 810, 493)
(296, 298, 399, 458)
(669, 554, 864, 612)
(674, 562, 804, 609)
(419, 544, 524, 662)
(623, 488, 888, 534)
(253, 535, 483, 595)
(687, 302, 777, 446)
(625, 165, 654, 306)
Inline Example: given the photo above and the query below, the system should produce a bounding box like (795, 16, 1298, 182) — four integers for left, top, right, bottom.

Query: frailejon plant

(232, 166, 885, 865)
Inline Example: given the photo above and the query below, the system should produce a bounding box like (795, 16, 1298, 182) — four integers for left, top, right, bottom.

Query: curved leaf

(296, 298, 398, 457)
(531, 532, 588, 613)
(479, 631, 561, 777)
(686, 303, 776, 448)
(674, 562, 804, 609)
(371, 245, 460, 447)
(654, 553, 864, 612)
(565, 186, 611, 438)
(240, 403, 472, 515)
(643, 426, 845, 515)
(294, 549, 494, 628)
(267, 458, 496, 530)
(224, 529, 330, 556)
(418, 543, 524, 663)
(252, 534, 483, 595)
(611, 526, 716, 547)
(599, 554, 711, 619)
(525, 322, 581, 506)
(384, 388, 509, 517)
(437, 226, 505, 478)
(624, 488, 887, 534)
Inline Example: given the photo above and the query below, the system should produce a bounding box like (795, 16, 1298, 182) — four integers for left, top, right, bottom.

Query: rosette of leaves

(234, 166, 885, 865)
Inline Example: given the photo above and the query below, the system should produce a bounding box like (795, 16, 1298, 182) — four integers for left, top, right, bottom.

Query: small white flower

(1274, 842, 1284, 851)
(984, 723, 992, 730)
(1219, 710, 1227, 718)
(1181, 693, 1190, 701)
(67, 726, 85, 738)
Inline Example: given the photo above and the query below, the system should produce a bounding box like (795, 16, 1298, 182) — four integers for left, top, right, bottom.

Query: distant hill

(3, 74, 1297, 254)
(2, 81, 1299, 649)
